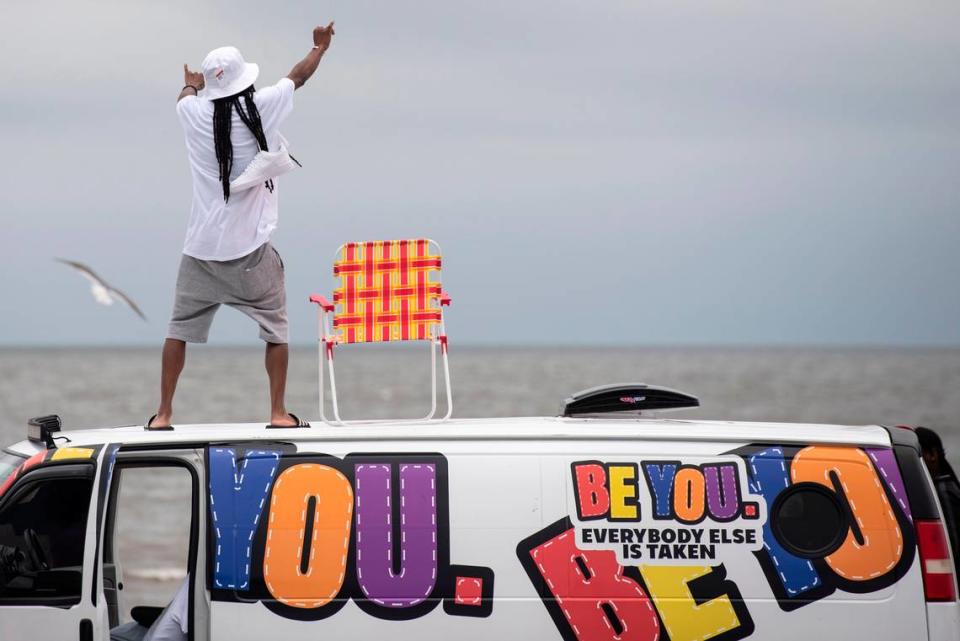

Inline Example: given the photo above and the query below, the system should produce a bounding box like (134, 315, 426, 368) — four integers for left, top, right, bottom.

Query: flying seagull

(55, 258, 147, 321)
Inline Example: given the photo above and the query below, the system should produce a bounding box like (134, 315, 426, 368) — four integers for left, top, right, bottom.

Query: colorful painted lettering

(206, 447, 494, 622)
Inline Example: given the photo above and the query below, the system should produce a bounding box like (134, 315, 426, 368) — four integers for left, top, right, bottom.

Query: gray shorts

(167, 242, 288, 344)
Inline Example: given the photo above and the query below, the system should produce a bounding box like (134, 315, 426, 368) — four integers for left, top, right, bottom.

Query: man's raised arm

(288, 22, 335, 90)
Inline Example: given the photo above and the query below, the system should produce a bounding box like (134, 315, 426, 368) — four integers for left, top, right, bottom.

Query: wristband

(182, 84, 200, 94)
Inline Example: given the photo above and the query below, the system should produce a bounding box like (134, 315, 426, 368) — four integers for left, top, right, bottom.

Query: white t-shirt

(176, 78, 295, 261)
(143, 577, 189, 641)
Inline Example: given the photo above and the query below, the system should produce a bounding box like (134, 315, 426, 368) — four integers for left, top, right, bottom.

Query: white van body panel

(926, 602, 960, 641)
(1, 417, 953, 640)
(203, 435, 928, 641)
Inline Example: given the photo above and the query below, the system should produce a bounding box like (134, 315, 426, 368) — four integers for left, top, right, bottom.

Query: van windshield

(0, 451, 25, 482)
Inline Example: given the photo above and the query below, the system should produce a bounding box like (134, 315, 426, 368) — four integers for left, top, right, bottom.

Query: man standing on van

(147, 23, 335, 429)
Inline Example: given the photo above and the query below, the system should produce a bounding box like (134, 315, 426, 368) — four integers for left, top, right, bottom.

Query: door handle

(79, 619, 93, 641)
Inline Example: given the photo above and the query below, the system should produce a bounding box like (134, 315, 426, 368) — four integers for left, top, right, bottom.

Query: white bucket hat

(200, 46, 259, 100)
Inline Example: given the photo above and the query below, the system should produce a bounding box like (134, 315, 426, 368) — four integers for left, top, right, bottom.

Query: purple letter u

(354, 463, 439, 607)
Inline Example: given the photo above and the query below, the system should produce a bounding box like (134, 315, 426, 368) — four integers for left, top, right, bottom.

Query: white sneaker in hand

(231, 135, 300, 192)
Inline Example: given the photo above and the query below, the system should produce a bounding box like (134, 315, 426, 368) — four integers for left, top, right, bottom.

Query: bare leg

(266, 342, 294, 425)
(150, 338, 186, 428)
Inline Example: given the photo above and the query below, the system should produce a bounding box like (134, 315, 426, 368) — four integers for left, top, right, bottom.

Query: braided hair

(212, 85, 273, 202)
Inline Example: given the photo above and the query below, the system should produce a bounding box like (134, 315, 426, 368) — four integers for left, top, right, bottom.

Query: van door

(0, 445, 110, 641)
(98, 447, 208, 641)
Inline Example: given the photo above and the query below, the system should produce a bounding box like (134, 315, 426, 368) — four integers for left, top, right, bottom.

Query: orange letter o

(263, 463, 354, 608)
(791, 446, 902, 581)
(673, 467, 706, 523)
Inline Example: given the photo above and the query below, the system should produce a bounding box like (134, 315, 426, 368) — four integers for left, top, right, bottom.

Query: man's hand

(178, 64, 205, 102)
(183, 64, 205, 91)
(288, 21, 336, 89)
(313, 22, 335, 53)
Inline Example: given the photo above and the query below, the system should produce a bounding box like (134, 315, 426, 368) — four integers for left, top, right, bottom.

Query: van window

(0, 452, 24, 482)
(106, 465, 193, 625)
(102, 459, 198, 639)
(0, 472, 93, 606)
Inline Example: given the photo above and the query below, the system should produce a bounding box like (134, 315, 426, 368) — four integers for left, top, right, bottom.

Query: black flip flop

(266, 413, 311, 429)
(144, 414, 175, 431)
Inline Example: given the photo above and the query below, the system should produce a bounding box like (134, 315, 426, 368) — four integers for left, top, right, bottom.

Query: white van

(0, 384, 957, 641)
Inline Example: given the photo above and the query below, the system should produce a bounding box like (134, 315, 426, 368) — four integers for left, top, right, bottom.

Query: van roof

(5, 416, 893, 456)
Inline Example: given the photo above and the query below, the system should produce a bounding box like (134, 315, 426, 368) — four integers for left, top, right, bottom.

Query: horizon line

(1, 342, 958, 351)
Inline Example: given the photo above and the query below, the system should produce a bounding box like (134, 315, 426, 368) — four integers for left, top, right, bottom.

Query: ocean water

(1, 346, 959, 615)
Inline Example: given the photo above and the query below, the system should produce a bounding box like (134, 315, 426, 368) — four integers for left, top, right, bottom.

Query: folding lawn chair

(309, 239, 452, 424)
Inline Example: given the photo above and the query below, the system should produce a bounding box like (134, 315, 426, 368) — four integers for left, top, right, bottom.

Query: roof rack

(561, 383, 699, 417)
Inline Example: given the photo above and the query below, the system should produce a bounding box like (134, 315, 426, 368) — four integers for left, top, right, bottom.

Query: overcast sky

(1, 0, 958, 346)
